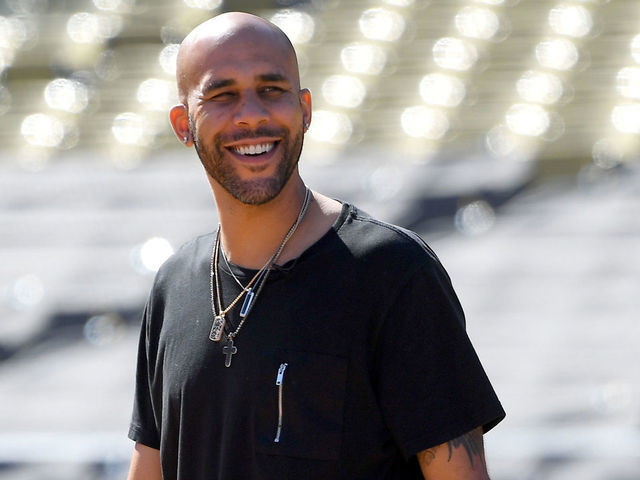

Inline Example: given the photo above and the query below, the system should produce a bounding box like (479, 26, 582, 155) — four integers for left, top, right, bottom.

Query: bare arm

(127, 443, 162, 480)
(417, 427, 490, 480)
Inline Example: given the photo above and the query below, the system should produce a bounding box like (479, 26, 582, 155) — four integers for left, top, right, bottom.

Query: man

(127, 11, 505, 480)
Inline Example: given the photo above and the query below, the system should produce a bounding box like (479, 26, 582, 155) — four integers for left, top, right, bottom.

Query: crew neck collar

(217, 201, 352, 279)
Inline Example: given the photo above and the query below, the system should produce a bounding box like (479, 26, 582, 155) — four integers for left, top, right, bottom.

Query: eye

(261, 86, 285, 96)
(210, 91, 236, 102)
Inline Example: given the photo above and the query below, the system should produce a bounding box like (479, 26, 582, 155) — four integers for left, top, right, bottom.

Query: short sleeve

(128, 300, 161, 449)
(375, 257, 505, 458)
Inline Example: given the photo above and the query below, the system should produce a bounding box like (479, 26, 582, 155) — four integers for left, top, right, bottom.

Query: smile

(230, 142, 276, 156)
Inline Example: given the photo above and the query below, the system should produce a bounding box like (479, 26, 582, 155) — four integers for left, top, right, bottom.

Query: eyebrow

(200, 78, 236, 96)
(200, 73, 291, 96)
(257, 73, 288, 83)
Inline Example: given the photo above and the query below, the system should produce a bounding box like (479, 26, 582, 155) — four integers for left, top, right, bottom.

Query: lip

(223, 137, 281, 149)
(224, 138, 281, 165)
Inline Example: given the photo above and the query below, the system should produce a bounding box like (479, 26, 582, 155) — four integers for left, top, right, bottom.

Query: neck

(210, 173, 308, 269)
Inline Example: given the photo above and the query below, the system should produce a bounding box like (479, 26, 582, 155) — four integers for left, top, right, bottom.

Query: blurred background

(0, 0, 639, 478)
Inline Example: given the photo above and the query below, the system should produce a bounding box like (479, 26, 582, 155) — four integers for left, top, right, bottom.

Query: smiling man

(126, 12, 504, 480)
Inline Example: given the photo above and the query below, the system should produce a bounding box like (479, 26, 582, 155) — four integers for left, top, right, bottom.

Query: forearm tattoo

(418, 429, 488, 479)
(417, 448, 437, 467)
(447, 430, 483, 467)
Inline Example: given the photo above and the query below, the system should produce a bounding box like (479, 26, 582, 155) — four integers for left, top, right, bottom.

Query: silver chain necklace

(220, 246, 246, 290)
(209, 187, 312, 367)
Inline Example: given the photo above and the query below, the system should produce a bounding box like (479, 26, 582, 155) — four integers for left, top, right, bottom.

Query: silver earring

(183, 136, 188, 143)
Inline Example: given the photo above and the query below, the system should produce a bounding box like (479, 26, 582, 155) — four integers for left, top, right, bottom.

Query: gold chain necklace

(208, 231, 268, 341)
(209, 187, 312, 367)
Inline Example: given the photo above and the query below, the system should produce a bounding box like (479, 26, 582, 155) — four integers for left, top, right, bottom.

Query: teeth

(232, 143, 275, 156)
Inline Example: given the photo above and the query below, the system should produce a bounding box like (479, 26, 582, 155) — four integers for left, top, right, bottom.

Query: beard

(190, 116, 304, 206)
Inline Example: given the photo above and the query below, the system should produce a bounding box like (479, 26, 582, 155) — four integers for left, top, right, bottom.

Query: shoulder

(338, 204, 443, 275)
(140, 233, 213, 333)
(152, 232, 214, 291)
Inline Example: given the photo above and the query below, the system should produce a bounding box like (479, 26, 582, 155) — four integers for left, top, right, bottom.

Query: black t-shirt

(129, 203, 505, 479)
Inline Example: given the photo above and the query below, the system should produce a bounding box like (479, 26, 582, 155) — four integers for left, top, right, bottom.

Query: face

(181, 26, 310, 205)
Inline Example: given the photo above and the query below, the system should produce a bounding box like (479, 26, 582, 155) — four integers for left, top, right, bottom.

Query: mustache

(221, 127, 288, 143)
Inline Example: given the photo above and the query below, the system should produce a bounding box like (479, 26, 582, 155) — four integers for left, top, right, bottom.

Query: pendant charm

(209, 315, 225, 342)
(222, 337, 237, 368)
(239, 288, 255, 318)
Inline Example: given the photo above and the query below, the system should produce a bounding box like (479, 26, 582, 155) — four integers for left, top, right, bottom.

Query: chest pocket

(254, 349, 348, 460)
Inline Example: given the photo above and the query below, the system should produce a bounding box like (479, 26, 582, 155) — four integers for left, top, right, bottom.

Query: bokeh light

(6, 0, 49, 15)
(136, 78, 176, 111)
(473, 0, 505, 5)
(535, 38, 579, 71)
(590, 381, 634, 416)
(591, 138, 624, 169)
(44, 78, 90, 113)
(485, 125, 520, 158)
(340, 43, 387, 76)
(359, 8, 405, 42)
(4, 274, 44, 311)
(111, 112, 154, 146)
(83, 313, 125, 346)
(0, 49, 15, 73)
(616, 67, 640, 101)
(159, 44, 179, 75)
(322, 75, 367, 109)
(505, 103, 550, 137)
(381, 0, 414, 6)
(455, 200, 496, 236)
(92, 0, 132, 12)
(21, 113, 65, 148)
(368, 165, 404, 201)
(0, 15, 38, 72)
(0, 15, 32, 51)
(401, 106, 449, 139)
(0, 17, 22, 54)
(516, 70, 564, 105)
(632, 34, 640, 64)
(611, 104, 640, 134)
(419, 73, 466, 108)
(548, 4, 593, 38)
(182, 0, 222, 9)
(455, 6, 500, 40)
(308, 110, 353, 144)
(66, 12, 123, 44)
(130, 237, 174, 274)
(433, 37, 478, 71)
(270, 10, 315, 45)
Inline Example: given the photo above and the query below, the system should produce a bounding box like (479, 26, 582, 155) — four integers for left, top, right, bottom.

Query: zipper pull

(274, 362, 288, 443)
(276, 362, 288, 385)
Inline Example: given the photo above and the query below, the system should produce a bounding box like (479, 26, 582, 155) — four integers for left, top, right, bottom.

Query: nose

(233, 91, 269, 129)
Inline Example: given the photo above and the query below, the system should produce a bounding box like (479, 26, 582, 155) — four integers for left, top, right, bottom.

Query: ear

(299, 88, 312, 132)
(169, 104, 192, 146)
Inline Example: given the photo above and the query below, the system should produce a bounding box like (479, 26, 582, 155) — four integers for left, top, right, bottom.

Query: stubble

(190, 116, 303, 205)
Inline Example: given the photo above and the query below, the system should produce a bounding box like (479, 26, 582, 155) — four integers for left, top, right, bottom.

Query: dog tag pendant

(209, 314, 225, 342)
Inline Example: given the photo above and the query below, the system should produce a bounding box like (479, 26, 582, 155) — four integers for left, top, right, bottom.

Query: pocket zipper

(274, 362, 288, 443)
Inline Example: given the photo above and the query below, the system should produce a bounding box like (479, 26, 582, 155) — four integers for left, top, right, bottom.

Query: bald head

(176, 12, 300, 104)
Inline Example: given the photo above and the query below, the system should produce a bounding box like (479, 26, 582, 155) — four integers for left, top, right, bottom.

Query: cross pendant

(209, 315, 225, 342)
(222, 337, 238, 368)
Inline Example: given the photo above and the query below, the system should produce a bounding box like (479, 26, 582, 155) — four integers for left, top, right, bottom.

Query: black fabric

(129, 203, 505, 480)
